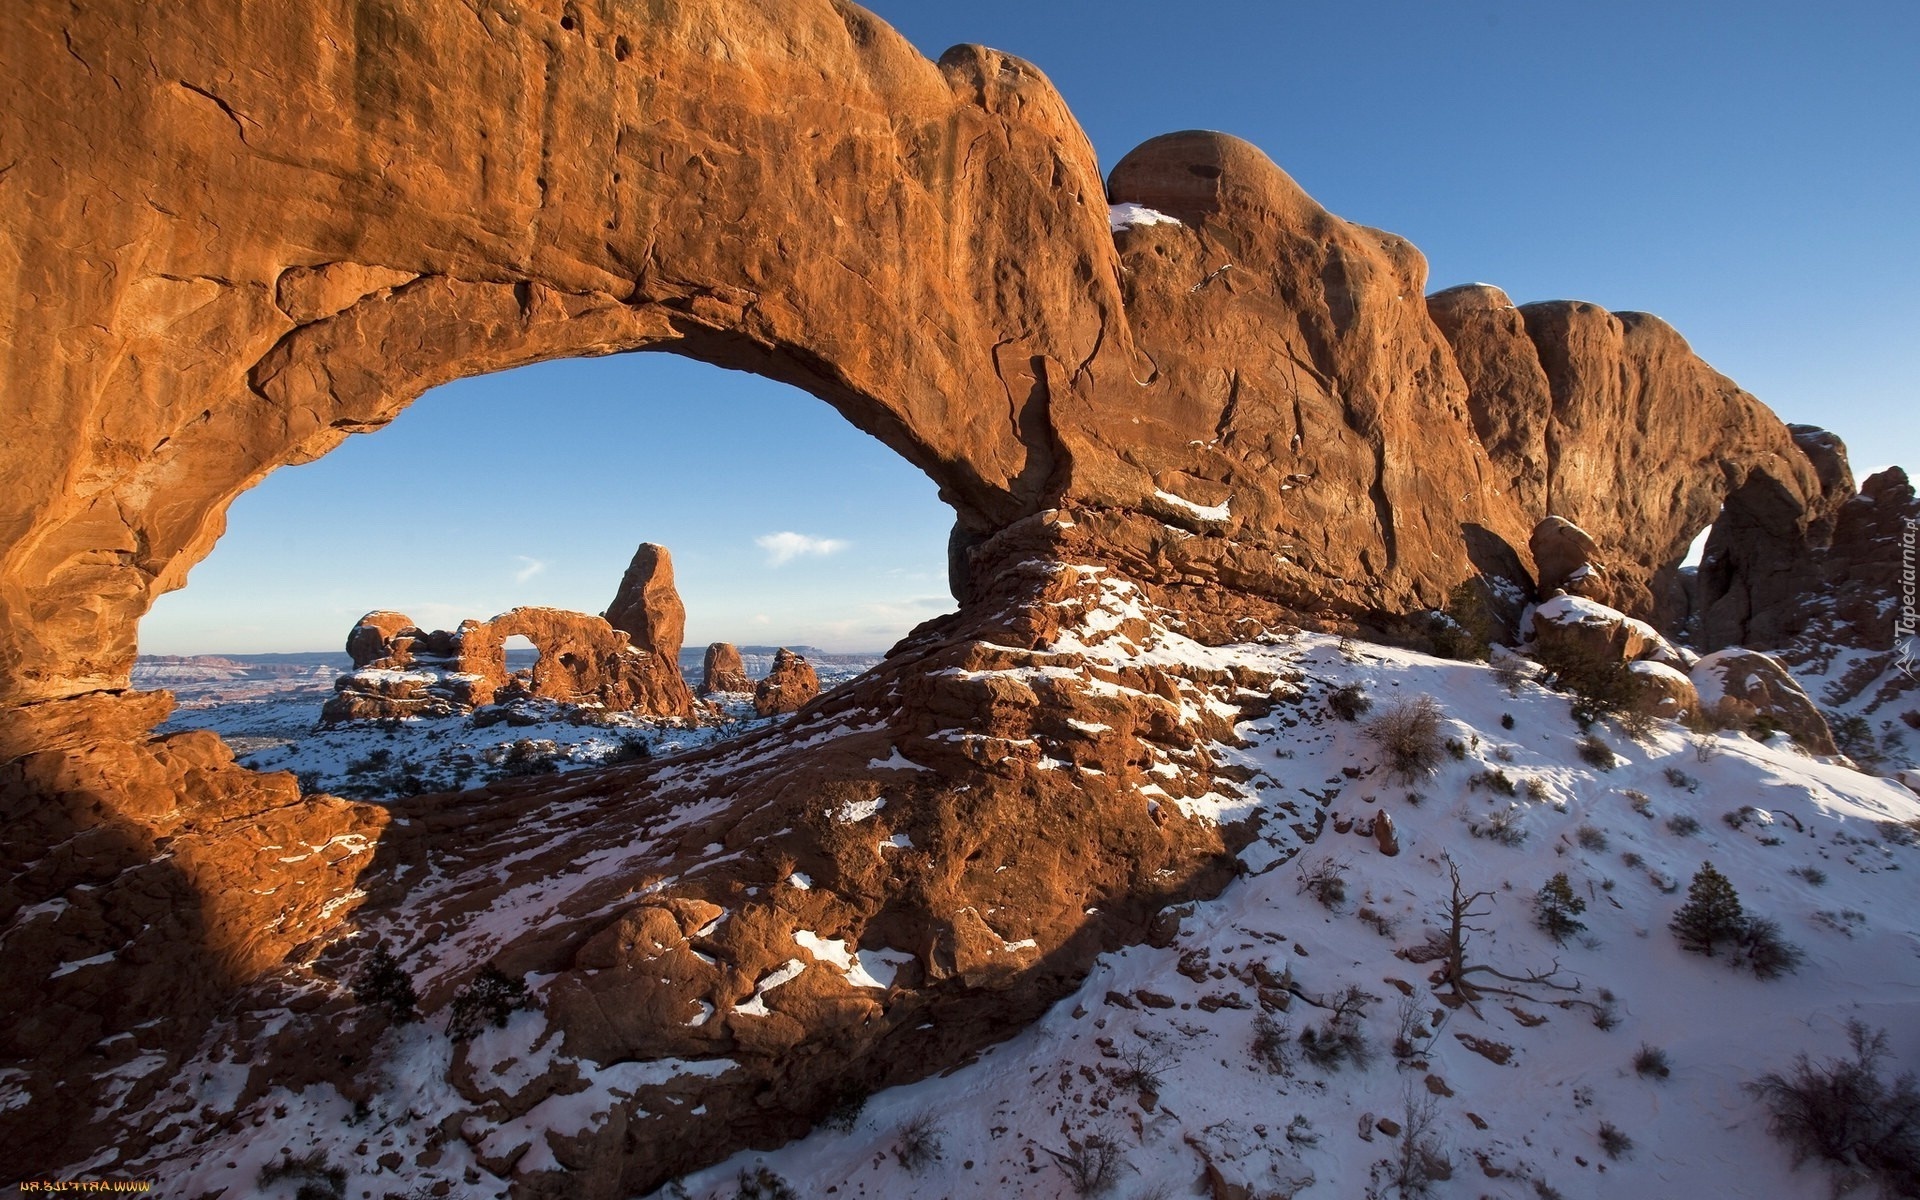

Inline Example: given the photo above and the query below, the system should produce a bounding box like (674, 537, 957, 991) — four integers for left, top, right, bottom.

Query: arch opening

(135, 350, 956, 798)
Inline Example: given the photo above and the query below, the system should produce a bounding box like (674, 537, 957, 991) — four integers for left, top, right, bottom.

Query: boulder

(753, 648, 821, 717)
(1528, 595, 1681, 668)
(1529, 517, 1604, 599)
(1628, 660, 1699, 721)
(605, 543, 687, 661)
(1691, 649, 1837, 754)
(345, 610, 423, 669)
(700, 643, 754, 696)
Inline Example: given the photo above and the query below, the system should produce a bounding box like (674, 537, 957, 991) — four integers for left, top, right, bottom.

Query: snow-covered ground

(122, 624, 1920, 1199)
(147, 653, 884, 798)
(654, 637, 1920, 1200)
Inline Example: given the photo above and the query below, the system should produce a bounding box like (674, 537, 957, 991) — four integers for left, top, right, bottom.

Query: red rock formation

(753, 648, 821, 717)
(604, 543, 687, 661)
(325, 606, 696, 723)
(1430, 285, 1834, 626)
(0, 0, 1879, 1185)
(1529, 516, 1605, 600)
(700, 642, 754, 696)
(1694, 649, 1838, 755)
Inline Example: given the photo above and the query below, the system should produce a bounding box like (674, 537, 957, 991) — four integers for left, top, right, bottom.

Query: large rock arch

(1, 0, 1847, 1186)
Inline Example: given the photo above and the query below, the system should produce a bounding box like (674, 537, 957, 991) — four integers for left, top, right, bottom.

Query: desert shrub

(607, 735, 652, 764)
(1666, 814, 1702, 837)
(1392, 993, 1442, 1062)
(1830, 713, 1907, 773)
(1576, 734, 1617, 770)
(1251, 1013, 1294, 1075)
(1880, 819, 1920, 848)
(1741, 917, 1805, 980)
(1535, 638, 1639, 727)
(1590, 990, 1620, 1031)
(1576, 825, 1608, 851)
(1670, 862, 1746, 957)
(1524, 776, 1552, 802)
(1746, 1021, 1920, 1198)
(1791, 866, 1829, 887)
(1534, 873, 1588, 944)
(1328, 682, 1372, 721)
(258, 1150, 346, 1200)
(1597, 1121, 1634, 1160)
(1626, 790, 1654, 819)
(1665, 766, 1699, 791)
(1297, 858, 1349, 909)
(1501, 712, 1516, 729)
(893, 1111, 943, 1173)
(1361, 695, 1446, 781)
(1300, 985, 1374, 1072)
(1430, 580, 1496, 661)
(1053, 1130, 1127, 1197)
(1621, 850, 1644, 869)
(346, 748, 393, 775)
(1445, 737, 1468, 761)
(1386, 1091, 1454, 1197)
(1634, 1044, 1671, 1079)
(497, 739, 562, 776)
(1469, 805, 1527, 846)
(447, 965, 530, 1041)
(1356, 905, 1397, 938)
(1110, 1042, 1172, 1095)
(353, 943, 418, 1024)
(815, 1084, 868, 1133)
(734, 1167, 797, 1200)
(1468, 767, 1517, 797)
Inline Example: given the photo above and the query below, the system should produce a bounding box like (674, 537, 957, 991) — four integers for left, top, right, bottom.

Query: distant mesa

(699, 642, 754, 696)
(752, 647, 820, 717)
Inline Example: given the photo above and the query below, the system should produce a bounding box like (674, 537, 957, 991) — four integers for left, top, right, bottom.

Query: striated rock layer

(0, 0, 1883, 1186)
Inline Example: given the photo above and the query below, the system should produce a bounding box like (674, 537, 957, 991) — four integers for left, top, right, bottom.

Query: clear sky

(138, 0, 1919, 656)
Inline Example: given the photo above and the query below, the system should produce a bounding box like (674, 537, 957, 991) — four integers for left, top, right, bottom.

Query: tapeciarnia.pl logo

(1898, 516, 1918, 681)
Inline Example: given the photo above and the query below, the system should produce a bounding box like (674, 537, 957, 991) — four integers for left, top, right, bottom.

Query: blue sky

(139, 1, 1918, 655)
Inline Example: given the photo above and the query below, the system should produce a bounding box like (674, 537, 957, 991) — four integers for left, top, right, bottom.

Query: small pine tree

(447, 965, 530, 1041)
(1670, 862, 1746, 957)
(1535, 873, 1589, 944)
(353, 943, 418, 1024)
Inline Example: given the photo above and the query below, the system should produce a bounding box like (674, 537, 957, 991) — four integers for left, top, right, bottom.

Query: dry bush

(1747, 1022, 1920, 1199)
(1362, 695, 1446, 781)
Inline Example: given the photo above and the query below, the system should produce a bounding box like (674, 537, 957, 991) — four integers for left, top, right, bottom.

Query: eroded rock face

(324, 606, 695, 723)
(604, 544, 686, 662)
(1430, 285, 1831, 625)
(700, 643, 754, 696)
(1722, 468, 1920, 730)
(753, 648, 821, 717)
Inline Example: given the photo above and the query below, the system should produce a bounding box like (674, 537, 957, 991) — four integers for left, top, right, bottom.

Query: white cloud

(513, 556, 548, 583)
(755, 531, 848, 566)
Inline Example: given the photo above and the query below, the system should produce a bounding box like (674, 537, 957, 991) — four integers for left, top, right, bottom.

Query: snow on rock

(1107, 201, 1183, 233)
(1152, 488, 1232, 522)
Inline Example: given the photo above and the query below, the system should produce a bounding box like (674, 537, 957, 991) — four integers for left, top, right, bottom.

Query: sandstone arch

(1, 0, 1854, 1185)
